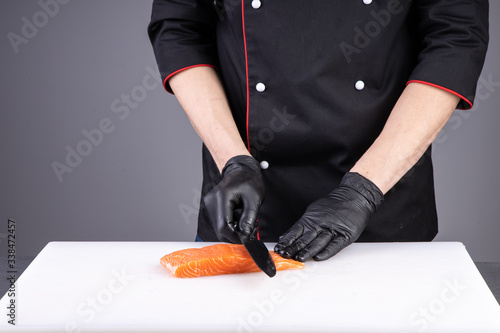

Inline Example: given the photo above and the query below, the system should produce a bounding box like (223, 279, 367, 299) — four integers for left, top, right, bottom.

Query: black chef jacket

(148, 0, 489, 242)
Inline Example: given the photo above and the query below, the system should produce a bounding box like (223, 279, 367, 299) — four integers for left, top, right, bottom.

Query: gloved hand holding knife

(202, 155, 265, 244)
(203, 155, 276, 277)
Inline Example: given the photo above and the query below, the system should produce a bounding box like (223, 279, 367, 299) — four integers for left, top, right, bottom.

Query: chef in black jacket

(148, 0, 489, 262)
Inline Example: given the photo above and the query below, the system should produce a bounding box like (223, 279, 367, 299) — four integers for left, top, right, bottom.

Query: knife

(237, 227, 277, 278)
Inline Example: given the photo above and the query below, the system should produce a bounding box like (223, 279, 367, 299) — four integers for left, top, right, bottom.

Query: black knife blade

(237, 230, 276, 278)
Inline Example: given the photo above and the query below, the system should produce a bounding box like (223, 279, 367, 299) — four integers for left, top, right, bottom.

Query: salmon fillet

(160, 244, 304, 278)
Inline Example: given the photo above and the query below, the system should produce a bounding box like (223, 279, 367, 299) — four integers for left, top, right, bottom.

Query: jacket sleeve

(407, 0, 489, 109)
(147, 0, 220, 94)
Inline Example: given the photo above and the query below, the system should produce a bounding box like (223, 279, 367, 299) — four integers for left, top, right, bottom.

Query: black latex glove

(202, 155, 265, 243)
(274, 172, 383, 262)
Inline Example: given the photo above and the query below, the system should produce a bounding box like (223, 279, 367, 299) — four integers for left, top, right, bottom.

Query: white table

(1, 241, 499, 332)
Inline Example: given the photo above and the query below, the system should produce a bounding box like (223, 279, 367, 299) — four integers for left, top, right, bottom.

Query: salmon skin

(160, 244, 305, 278)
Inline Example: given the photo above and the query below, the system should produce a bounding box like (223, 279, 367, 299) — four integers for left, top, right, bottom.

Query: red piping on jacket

(163, 64, 217, 94)
(242, 3, 260, 239)
(407, 80, 472, 110)
(242, 1, 251, 151)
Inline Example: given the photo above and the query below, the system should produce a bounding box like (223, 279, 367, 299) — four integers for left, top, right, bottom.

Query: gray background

(0, 1, 499, 261)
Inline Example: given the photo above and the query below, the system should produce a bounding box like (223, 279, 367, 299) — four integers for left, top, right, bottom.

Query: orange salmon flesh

(160, 243, 305, 278)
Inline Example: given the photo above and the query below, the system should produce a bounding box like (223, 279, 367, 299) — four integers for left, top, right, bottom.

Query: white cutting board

(0, 241, 499, 332)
